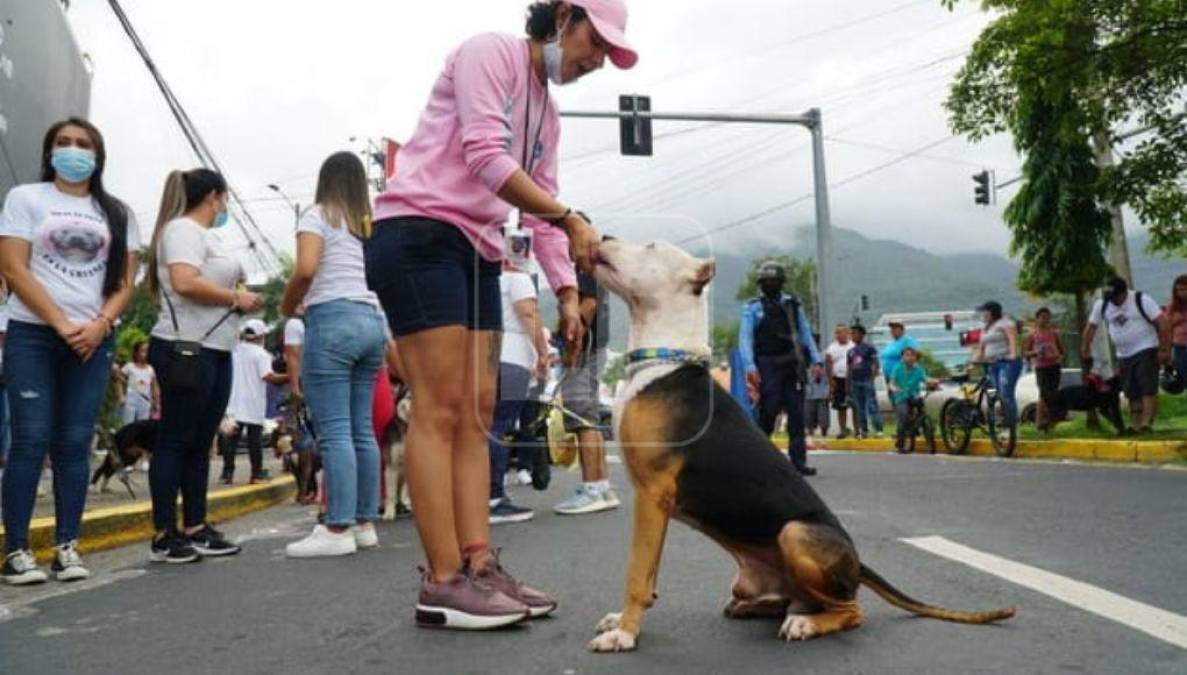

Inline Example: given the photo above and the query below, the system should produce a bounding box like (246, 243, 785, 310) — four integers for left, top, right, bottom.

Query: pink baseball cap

(570, 0, 638, 69)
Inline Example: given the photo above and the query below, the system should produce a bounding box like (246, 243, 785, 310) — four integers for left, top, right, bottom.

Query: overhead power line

(107, 0, 281, 276)
(677, 135, 957, 244)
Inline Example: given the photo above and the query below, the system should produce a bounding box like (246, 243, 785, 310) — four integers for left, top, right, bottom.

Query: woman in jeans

(365, 0, 633, 629)
(0, 118, 138, 584)
(281, 152, 387, 558)
(145, 169, 263, 563)
(975, 301, 1022, 427)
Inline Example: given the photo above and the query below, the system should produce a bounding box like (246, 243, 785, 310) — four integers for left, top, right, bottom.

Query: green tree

(602, 353, 626, 389)
(259, 253, 295, 324)
(916, 349, 952, 380)
(734, 255, 817, 323)
(711, 321, 739, 358)
(943, 0, 1187, 256)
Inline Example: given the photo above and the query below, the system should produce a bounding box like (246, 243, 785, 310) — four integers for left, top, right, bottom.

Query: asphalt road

(1, 451, 1185, 675)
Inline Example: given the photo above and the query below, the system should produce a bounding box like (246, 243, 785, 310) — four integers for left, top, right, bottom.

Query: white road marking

(0, 569, 146, 623)
(902, 535, 1187, 651)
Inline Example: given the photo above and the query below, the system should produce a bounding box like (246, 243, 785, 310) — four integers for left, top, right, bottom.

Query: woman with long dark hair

(145, 168, 263, 564)
(281, 152, 388, 558)
(0, 118, 139, 585)
(365, 0, 636, 629)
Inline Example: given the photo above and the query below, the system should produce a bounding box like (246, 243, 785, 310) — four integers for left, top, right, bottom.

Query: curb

(796, 438, 1187, 463)
(0, 476, 296, 563)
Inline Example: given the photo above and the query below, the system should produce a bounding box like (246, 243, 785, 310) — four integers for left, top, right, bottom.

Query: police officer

(739, 261, 823, 476)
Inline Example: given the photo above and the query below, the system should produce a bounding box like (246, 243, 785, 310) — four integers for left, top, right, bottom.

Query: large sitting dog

(587, 239, 1015, 653)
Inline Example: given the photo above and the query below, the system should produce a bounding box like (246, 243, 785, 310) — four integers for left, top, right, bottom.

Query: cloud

(64, 0, 1057, 279)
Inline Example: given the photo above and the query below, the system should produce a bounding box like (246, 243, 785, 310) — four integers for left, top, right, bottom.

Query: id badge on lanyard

(504, 67, 548, 268)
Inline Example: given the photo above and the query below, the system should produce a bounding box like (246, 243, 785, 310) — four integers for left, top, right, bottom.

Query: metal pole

(808, 109, 833, 337)
(560, 106, 829, 333)
(561, 109, 815, 126)
(1092, 132, 1132, 284)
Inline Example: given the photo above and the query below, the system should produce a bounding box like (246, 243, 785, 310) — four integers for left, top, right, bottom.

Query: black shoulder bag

(163, 291, 235, 392)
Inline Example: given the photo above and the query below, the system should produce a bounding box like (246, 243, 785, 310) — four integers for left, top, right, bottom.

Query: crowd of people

(738, 262, 1186, 459)
(0, 0, 1184, 640)
(0, 0, 636, 633)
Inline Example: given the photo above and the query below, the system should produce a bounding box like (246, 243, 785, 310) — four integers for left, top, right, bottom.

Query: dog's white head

(593, 239, 715, 353)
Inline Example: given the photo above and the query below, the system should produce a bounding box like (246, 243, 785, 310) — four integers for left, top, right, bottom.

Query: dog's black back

(1047, 378, 1124, 433)
(636, 365, 847, 546)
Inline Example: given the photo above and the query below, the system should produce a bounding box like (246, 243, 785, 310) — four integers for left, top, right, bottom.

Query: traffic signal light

(619, 95, 653, 156)
(973, 170, 992, 205)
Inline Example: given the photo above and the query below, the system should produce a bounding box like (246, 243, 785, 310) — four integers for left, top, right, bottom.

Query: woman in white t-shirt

(280, 152, 388, 558)
(120, 340, 159, 424)
(144, 169, 263, 564)
(0, 118, 139, 585)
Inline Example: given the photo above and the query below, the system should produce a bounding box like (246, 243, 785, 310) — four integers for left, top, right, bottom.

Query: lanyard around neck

(517, 59, 550, 230)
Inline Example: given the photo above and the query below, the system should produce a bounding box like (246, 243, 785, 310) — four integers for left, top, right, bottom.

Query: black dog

(90, 420, 158, 498)
(1044, 374, 1126, 434)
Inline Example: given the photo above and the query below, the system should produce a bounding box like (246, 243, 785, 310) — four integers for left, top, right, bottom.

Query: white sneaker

(2, 549, 48, 585)
(515, 469, 533, 486)
(285, 525, 357, 558)
(554, 484, 611, 515)
(52, 541, 90, 582)
(352, 523, 379, 549)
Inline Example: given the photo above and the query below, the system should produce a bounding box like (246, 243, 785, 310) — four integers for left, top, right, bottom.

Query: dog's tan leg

(588, 491, 670, 653)
(381, 440, 398, 521)
(776, 521, 865, 642)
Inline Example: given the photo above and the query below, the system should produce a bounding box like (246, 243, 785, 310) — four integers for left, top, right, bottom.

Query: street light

(267, 184, 300, 226)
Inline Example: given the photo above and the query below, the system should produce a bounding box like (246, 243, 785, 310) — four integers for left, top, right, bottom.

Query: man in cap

(1082, 276, 1172, 432)
(738, 261, 823, 476)
(221, 320, 287, 484)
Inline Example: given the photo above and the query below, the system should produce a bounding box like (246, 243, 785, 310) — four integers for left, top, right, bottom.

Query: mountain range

(542, 226, 1183, 352)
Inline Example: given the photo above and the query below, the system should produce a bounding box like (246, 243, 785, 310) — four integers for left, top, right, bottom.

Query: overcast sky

(66, 0, 1063, 277)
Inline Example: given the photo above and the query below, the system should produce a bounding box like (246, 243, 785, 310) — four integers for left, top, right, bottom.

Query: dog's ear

(690, 258, 716, 296)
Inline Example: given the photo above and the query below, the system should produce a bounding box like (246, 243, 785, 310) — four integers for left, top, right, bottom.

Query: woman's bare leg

(398, 326, 468, 582)
(452, 330, 499, 566)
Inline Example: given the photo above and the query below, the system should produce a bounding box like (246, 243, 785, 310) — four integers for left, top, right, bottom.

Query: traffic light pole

(560, 107, 836, 335)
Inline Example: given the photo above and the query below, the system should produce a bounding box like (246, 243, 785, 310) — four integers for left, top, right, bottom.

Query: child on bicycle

(888, 347, 937, 452)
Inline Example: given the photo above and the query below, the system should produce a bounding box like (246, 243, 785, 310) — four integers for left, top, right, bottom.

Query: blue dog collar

(626, 348, 710, 368)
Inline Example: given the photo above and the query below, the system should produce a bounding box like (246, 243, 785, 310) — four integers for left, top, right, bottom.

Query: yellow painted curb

(0, 476, 296, 563)
(788, 437, 1186, 464)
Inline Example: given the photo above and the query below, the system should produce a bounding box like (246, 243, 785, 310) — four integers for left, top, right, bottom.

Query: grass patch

(1018, 394, 1187, 441)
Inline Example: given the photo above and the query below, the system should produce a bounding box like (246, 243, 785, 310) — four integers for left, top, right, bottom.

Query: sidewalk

(0, 453, 295, 561)
(775, 433, 1187, 464)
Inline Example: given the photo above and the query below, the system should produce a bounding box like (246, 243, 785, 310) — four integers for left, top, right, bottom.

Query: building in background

(0, 0, 92, 197)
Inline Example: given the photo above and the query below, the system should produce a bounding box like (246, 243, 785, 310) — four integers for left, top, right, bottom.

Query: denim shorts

(364, 217, 502, 336)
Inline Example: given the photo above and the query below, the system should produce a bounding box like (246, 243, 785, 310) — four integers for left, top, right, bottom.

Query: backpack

(1098, 291, 1158, 327)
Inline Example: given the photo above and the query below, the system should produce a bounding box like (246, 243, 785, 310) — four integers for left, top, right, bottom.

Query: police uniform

(738, 292, 822, 472)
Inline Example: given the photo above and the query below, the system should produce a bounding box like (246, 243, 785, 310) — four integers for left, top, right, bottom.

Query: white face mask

(542, 18, 569, 85)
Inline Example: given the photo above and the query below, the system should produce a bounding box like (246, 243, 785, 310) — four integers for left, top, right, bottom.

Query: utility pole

(1092, 132, 1132, 284)
(560, 106, 835, 334)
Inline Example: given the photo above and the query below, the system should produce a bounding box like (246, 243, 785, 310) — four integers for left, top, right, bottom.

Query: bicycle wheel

(922, 415, 937, 454)
(940, 398, 972, 454)
(986, 395, 1018, 457)
(902, 418, 916, 454)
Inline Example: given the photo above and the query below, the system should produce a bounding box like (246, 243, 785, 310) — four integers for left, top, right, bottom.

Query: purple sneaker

(415, 566, 529, 630)
(476, 551, 558, 618)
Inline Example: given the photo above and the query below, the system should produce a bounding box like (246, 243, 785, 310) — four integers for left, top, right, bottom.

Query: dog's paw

(380, 508, 396, 522)
(594, 612, 622, 634)
(587, 628, 637, 653)
(778, 615, 819, 642)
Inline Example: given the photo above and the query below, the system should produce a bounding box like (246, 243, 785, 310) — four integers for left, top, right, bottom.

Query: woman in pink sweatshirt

(365, 0, 637, 630)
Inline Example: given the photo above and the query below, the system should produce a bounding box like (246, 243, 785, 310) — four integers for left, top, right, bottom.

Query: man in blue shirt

(738, 262, 823, 476)
(879, 321, 920, 388)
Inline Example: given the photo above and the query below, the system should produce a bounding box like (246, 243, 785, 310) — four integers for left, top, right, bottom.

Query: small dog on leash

(381, 387, 412, 521)
(90, 419, 158, 498)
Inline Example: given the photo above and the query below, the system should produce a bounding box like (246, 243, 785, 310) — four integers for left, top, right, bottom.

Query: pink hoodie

(374, 33, 576, 292)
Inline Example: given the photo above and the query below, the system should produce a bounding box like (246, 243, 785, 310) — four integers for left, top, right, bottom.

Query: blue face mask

(214, 209, 230, 229)
(51, 147, 97, 183)
(542, 18, 569, 85)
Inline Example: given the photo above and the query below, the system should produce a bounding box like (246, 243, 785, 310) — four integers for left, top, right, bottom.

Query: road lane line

(902, 535, 1187, 650)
